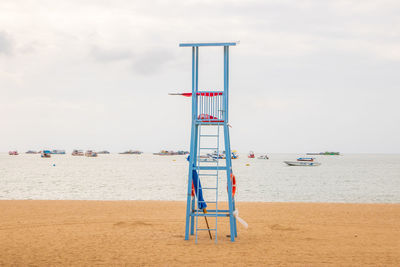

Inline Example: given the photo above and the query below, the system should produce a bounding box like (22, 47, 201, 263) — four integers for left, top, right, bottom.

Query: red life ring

(192, 174, 236, 197)
(229, 173, 236, 197)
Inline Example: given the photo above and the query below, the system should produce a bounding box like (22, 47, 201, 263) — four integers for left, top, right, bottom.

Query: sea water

(0, 153, 399, 203)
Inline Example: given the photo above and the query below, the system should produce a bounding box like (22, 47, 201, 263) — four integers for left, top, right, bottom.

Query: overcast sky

(1, 0, 399, 153)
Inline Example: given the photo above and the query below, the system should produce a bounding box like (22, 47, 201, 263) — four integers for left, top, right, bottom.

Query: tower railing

(196, 91, 225, 123)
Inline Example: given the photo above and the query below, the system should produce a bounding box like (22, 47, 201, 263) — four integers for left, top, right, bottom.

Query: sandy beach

(0, 200, 399, 266)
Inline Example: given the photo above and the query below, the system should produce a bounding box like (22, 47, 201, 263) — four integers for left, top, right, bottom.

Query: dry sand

(1, 200, 399, 266)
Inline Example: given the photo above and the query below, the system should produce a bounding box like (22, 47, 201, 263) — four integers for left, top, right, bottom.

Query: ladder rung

(199, 148, 218, 150)
(195, 166, 227, 170)
(197, 229, 216, 231)
(199, 174, 218, 176)
(201, 187, 217, 190)
(200, 135, 219, 137)
(198, 201, 216, 203)
(193, 213, 230, 217)
(194, 209, 230, 212)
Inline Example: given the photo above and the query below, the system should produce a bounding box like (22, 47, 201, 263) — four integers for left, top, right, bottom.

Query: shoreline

(1, 200, 400, 265)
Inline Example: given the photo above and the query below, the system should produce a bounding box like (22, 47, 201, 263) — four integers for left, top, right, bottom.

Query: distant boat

(153, 150, 189, 156)
(119, 150, 142, 155)
(284, 161, 321, 166)
(231, 150, 239, 159)
(97, 150, 110, 154)
(258, 154, 269, 159)
(72, 150, 84, 156)
(248, 151, 255, 158)
(217, 150, 238, 159)
(85, 150, 98, 157)
(307, 152, 340, 155)
(41, 150, 51, 158)
(297, 157, 315, 162)
(52, 150, 66, 155)
(25, 150, 38, 154)
(8, 151, 18, 155)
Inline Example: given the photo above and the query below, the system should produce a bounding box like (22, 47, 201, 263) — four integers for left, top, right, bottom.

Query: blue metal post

(224, 45, 235, 242)
(190, 196, 195, 235)
(185, 47, 197, 240)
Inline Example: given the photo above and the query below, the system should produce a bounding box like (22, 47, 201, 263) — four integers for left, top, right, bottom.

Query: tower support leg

(190, 196, 195, 235)
(224, 124, 235, 242)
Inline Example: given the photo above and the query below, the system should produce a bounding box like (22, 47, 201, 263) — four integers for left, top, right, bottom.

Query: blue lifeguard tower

(178, 42, 238, 243)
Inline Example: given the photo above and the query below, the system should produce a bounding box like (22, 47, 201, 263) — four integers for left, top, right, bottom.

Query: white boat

(284, 161, 321, 166)
(258, 154, 269, 159)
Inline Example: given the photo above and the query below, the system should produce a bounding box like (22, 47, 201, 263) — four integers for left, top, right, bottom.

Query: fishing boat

(119, 150, 142, 155)
(248, 151, 255, 158)
(307, 151, 340, 155)
(258, 154, 269, 159)
(85, 150, 98, 157)
(52, 149, 66, 154)
(153, 150, 189, 155)
(72, 150, 84, 156)
(41, 150, 51, 158)
(8, 151, 18, 155)
(97, 150, 110, 154)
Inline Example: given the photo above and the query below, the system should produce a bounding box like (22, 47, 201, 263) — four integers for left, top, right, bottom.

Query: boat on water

(41, 150, 51, 158)
(97, 150, 110, 154)
(232, 150, 239, 159)
(297, 157, 315, 162)
(119, 150, 142, 155)
(210, 151, 224, 159)
(72, 150, 84, 156)
(52, 149, 66, 154)
(258, 154, 269, 159)
(9, 151, 18, 155)
(85, 150, 98, 157)
(284, 161, 321, 166)
(248, 151, 255, 158)
(25, 150, 38, 154)
(307, 151, 340, 155)
(218, 150, 239, 159)
(153, 150, 189, 156)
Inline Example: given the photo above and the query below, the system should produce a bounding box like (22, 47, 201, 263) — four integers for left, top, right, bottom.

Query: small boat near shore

(97, 150, 110, 154)
(258, 154, 269, 159)
(9, 151, 18, 155)
(248, 151, 255, 158)
(25, 150, 38, 154)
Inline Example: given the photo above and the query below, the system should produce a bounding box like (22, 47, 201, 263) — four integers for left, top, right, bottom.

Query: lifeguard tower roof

(179, 41, 238, 47)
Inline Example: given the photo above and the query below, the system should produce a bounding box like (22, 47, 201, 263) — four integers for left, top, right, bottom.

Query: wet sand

(1, 201, 399, 266)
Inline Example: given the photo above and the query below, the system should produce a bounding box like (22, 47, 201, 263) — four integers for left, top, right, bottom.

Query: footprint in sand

(113, 221, 152, 227)
(269, 224, 298, 231)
